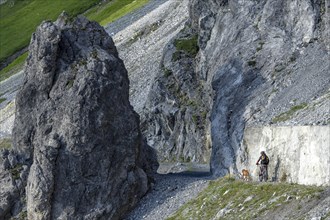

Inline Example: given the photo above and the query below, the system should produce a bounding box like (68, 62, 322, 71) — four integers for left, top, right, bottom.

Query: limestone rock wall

(141, 0, 330, 172)
(238, 126, 330, 186)
(185, 0, 330, 178)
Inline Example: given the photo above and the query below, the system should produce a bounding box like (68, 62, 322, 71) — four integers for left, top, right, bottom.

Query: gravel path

(105, 0, 170, 36)
(124, 173, 212, 220)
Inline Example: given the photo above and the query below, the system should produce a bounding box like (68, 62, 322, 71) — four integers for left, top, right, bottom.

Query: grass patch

(1, 0, 150, 77)
(85, 0, 150, 26)
(174, 35, 199, 58)
(0, 52, 27, 82)
(0, 0, 101, 64)
(272, 103, 308, 123)
(0, 138, 12, 150)
(167, 177, 325, 220)
(0, 97, 6, 104)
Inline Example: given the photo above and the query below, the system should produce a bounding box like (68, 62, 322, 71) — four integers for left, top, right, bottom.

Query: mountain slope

(167, 177, 330, 220)
(140, 0, 330, 185)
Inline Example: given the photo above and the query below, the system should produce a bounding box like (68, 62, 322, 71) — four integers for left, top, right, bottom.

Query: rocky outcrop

(142, 26, 211, 163)
(139, 0, 212, 163)
(1, 13, 158, 219)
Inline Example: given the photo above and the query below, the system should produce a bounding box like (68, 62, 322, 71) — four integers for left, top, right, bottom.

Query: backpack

(261, 155, 269, 165)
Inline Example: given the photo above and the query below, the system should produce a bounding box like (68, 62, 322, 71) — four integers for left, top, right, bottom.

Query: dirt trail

(124, 172, 212, 220)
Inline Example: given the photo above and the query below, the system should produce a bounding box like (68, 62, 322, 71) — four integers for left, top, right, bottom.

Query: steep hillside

(167, 176, 330, 220)
(1, 0, 329, 183)
(0, 0, 150, 76)
(141, 0, 330, 185)
(0, 0, 100, 67)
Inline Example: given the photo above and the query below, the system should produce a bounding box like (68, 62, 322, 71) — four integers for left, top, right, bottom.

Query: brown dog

(242, 169, 250, 181)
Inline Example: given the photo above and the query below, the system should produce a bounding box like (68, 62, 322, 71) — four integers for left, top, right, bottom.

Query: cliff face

(143, 0, 329, 183)
(1, 13, 158, 219)
(141, 0, 212, 163)
(188, 0, 330, 179)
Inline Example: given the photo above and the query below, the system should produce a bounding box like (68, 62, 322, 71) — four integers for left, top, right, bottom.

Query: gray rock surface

(142, 25, 212, 163)
(115, 0, 330, 177)
(111, 0, 198, 163)
(2, 13, 158, 220)
(191, 0, 330, 177)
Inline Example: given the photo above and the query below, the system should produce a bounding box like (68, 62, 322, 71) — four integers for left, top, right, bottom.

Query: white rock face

(238, 126, 330, 186)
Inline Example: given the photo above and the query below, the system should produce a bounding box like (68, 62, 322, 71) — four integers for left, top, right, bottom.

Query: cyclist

(256, 151, 269, 182)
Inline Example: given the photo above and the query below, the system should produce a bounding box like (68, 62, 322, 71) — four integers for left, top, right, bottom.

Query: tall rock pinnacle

(11, 12, 158, 219)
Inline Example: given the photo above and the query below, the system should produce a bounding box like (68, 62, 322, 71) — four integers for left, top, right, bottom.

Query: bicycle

(257, 164, 268, 182)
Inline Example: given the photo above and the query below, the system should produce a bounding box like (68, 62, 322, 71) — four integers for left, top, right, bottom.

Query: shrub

(174, 35, 199, 58)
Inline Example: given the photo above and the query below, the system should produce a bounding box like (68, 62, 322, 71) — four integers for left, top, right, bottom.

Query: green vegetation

(0, 138, 12, 150)
(174, 35, 199, 58)
(0, 0, 101, 63)
(167, 176, 325, 220)
(322, 211, 330, 220)
(0, 0, 150, 81)
(272, 103, 308, 123)
(18, 211, 28, 220)
(0, 52, 28, 82)
(192, 114, 199, 125)
(66, 80, 74, 89)
(10, 164, 23, 180)
(0, 97, 6, 104)
(85, 0, 149, 26)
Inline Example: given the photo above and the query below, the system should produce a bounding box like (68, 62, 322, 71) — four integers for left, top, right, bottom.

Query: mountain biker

(256, 151, 269, 182)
